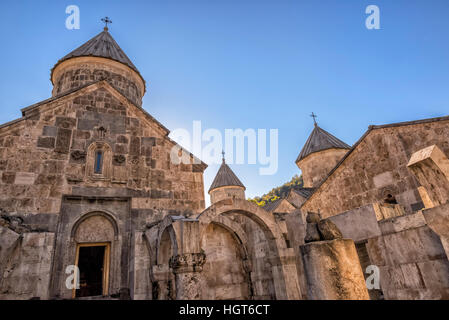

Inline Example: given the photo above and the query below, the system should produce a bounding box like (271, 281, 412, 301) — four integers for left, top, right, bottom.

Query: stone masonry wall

(302, 120, 449, 218)
(201, 223, 250, 299)
(0, 232, 54, 300)
(297, 148, 348, 188)
(0, 82, 205, 220)
(366, 212, 449, 299)
(210, 186, 245, 205)
(52, 58, 144, 107)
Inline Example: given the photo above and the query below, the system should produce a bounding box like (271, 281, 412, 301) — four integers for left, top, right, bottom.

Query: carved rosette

(169, 253, 206, 274)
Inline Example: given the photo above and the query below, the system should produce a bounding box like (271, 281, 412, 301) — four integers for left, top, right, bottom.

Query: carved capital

(169, 253, 206, 274)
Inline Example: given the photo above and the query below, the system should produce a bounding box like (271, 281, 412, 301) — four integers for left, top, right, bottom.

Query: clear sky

(0, 0, 448, 205)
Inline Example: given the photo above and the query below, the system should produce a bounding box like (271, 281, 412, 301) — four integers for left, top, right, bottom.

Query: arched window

(86, 142, 112, 180)
(94, 150, 103, 174)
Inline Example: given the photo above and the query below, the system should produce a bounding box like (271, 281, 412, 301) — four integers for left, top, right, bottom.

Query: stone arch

(207, 215, 250, 261)
(200, 219, 253, 300)
(157, 227, 176, 265)
(197, 198, 300, 300)
(86, 141, 113, 180)
(70, 210, 119, 241)
(69, 210, 120, 298)
(156, 216, 180, 262)
(197, 199, 286, 252)
(151, 217, 180, 300)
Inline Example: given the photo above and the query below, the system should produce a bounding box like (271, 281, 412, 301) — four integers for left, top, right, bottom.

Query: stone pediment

(1, 80, 206, 170)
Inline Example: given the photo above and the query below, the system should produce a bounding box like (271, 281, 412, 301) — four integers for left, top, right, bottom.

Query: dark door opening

(75, 244, 109, 298)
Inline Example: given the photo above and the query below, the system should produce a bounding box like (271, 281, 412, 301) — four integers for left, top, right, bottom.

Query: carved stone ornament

(71, 150, 87, 161)
(114, 154, 126, 164)
(129, 156, 140, 165)
(169, 253, 206, 274)
(95, 126, 107, 139)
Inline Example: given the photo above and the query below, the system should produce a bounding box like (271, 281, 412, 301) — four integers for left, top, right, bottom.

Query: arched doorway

(72, 213, 116, 298)
(201, 223, 251, 299)
(197, 199, 301, 300)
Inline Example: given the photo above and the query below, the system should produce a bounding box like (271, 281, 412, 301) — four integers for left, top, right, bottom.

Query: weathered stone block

(54, 128, 72, 154)
(300, 239, 369, 300)
(2, 172, 16, 184)
(42, 126, 57, 137)
(317, 219, 343, 240)
(14, 172, 36, 185)
(407, 145, 449, 206)
(129, 136, 141, 156)
(55, 117, 76, 129)
(37, 136, 55, 149)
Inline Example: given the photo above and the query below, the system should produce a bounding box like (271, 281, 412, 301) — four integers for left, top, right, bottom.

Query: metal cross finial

(222, 150, 225, 164)
(310, 112, 318, 126)
(101, 17, 112, 31)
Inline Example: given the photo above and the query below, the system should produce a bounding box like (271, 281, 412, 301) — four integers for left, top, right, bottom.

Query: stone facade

(302, 119, 449, 217)
(0, 82, 205, 218)
(293, 117, 449, 300)
(52, 57, 145, 108)
(296, 148, 348, 188)
(1, 27, 449, 301)
(209, 185, 245, 205)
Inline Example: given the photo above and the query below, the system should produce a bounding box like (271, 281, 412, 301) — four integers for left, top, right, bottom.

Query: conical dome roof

(296, 124, 350, 162)
(209, 160, 245, 193)
(52, 28, 140, 76)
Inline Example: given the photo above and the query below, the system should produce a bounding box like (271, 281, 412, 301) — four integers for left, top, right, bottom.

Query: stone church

(0, 26, 449, 300)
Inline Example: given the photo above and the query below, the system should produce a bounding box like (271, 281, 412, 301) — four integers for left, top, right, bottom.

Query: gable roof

(263, 198, 296, 213)
(296, 124, 351, 162)
(1, 80, 207, 170)
(263, 198, 283, 212)
(291, 187, 315, 199)
(300, 115, 449, 208)
(209, 161, 245, 192)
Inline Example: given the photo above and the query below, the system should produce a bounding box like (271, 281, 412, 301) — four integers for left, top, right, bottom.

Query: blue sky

(0, 0, 448, 204)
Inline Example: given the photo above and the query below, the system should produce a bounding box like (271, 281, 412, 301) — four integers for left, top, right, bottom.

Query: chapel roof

(291, 187, 315, 199)
(296, 124, 351, 162)
(263, 198, 284, 212)
(52, 28, 141, 76)
(209, 159, 245, 193)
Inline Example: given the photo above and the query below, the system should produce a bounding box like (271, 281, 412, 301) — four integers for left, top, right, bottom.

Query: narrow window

(94, 150, 103, 174)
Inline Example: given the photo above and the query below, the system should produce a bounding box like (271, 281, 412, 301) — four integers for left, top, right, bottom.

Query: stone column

(300, 239, 369, 300)
(169, 252, 206, 300)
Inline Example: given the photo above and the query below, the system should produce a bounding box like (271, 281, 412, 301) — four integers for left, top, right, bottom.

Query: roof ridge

(296, 124, 350, 162)
(209, 162, 245, 192)
(52, 29, 141, 78)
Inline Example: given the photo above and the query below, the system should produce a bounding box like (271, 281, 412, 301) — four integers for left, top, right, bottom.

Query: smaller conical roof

(296, 124, 350, 162)
(209, 160, 245, 193)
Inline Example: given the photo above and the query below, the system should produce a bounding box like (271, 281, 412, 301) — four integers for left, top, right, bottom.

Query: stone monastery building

(0, 27, 449, 300)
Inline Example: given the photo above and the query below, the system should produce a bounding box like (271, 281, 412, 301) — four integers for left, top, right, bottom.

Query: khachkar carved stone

(170, 253, 206, 300)
(300, 212, 369, 300)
